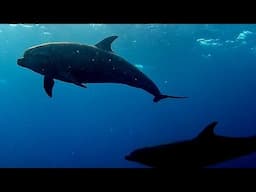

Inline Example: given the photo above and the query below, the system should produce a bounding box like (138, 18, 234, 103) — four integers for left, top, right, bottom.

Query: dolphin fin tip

(153, 94, 188, 102)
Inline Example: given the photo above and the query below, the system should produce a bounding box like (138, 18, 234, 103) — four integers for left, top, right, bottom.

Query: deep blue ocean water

(0, 24, 256, 168)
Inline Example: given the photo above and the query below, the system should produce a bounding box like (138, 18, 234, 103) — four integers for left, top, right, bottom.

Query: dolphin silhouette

(125, 122, 256, 168)
(17, 36, 187, 102)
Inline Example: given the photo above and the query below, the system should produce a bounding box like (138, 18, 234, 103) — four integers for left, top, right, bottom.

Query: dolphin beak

(125, 155, 133, 161)
(17, 58, 24, 67)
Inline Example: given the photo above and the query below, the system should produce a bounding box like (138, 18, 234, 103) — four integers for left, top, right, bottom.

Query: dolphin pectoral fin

(44, 76, 55, 97)
(67, 72, 87, 88)
(153, 94, 188, 103)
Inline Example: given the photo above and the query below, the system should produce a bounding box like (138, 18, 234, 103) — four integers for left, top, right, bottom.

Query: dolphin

(125, 122, 256, 168)
(17, 36, 187, 102)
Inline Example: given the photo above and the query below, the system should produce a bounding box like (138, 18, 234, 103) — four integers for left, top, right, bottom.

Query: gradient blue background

(0, 24, 255, 168)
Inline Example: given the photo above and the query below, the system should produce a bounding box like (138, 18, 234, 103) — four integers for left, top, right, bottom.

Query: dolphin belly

(54, 48, 160, 94)
(70, 57, 162, 98)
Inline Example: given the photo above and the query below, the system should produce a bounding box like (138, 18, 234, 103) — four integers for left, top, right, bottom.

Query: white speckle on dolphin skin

(41, 68, 45, 72)
(76, 50, 80, 54)
(112, 66, 116, 70)
(108, 58, 112, 62)
(92, 58, 95, 62)
(134, 77, 138, 81)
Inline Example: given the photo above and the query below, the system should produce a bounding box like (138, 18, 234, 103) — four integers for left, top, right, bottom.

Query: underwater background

(0, 24, 256, 168)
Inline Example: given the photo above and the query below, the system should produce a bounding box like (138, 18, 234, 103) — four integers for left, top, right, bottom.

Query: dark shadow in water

(125, 121, 256, 168)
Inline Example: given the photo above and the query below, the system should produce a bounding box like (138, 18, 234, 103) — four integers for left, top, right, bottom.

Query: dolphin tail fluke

(153, 94, 188, 102)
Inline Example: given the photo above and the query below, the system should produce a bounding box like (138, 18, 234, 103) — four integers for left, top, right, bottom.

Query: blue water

(0, 24, 256, 168)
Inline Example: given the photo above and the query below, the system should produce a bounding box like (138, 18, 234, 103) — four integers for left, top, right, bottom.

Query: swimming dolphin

(125, 122, 256, 168)
(17, 36, 187, 102)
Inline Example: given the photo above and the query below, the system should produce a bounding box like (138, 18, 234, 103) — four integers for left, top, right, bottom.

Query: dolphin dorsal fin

(197, 121, 218, 139)
(95, 36, 118, 52)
